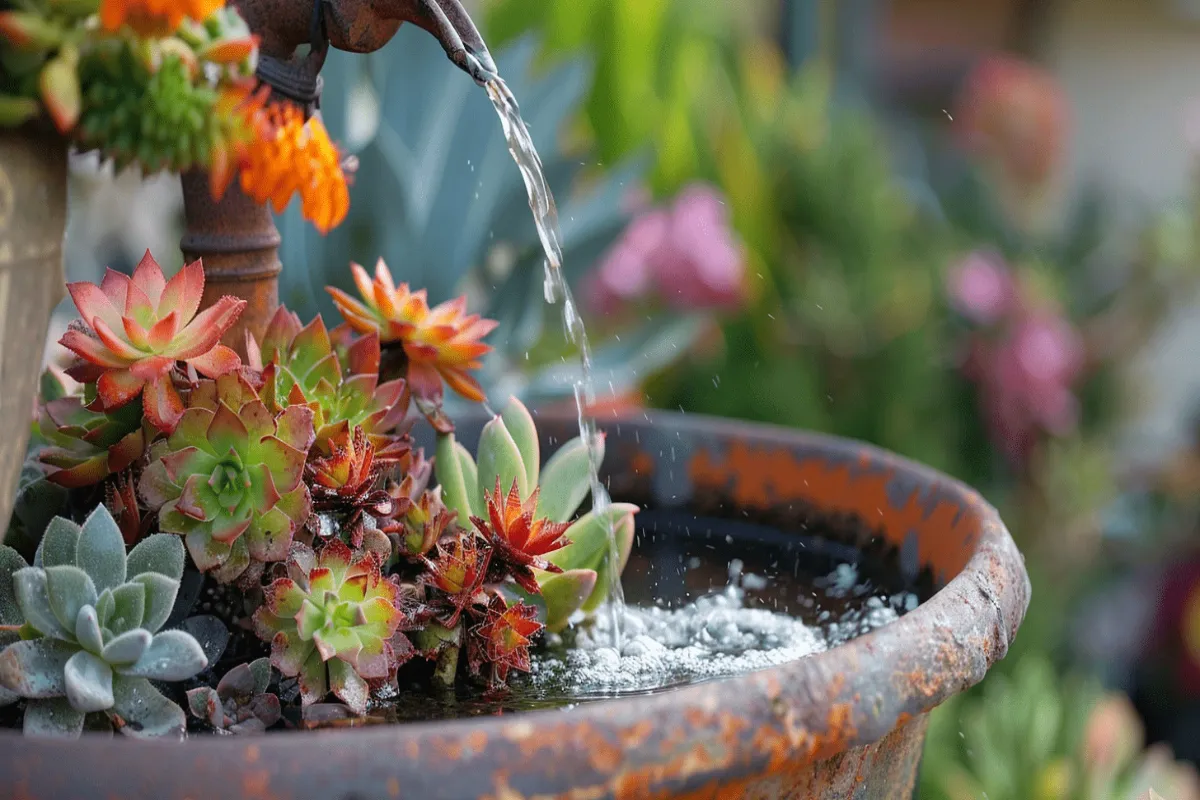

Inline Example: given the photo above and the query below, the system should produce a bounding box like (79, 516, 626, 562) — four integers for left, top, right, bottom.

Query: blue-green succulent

(0, 506, 206, 738)
(434, 397, 638, 631)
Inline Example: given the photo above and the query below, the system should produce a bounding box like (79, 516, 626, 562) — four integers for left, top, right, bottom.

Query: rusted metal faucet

(181, 0, 495, 355)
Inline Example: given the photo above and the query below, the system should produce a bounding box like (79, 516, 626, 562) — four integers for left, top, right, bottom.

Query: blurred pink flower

(585, 183, 746, 315)
(654, 185, 746, 310)
(978, 312, 1085, 463)
(948, 251, 1015, 325)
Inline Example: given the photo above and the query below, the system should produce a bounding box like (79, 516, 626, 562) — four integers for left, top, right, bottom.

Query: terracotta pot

(0, 412, 1029, 799)
(0, 126, 67, 531)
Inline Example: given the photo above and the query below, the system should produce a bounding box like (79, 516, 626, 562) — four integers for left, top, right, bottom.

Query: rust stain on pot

(688, 440, 981, 578)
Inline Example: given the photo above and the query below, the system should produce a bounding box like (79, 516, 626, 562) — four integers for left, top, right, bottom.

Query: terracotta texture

(0, 127, 67, 530)
(0, 412, 1029, 799)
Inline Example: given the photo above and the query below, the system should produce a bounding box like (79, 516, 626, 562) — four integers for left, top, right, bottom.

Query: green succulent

(76, 45, 244, 174)
(137, 372, 316, 584)
(249, 307, 409, 459)
(434, 397, 637, 630)
(0, 506, 205, 738)
(252, 540, 411, 714)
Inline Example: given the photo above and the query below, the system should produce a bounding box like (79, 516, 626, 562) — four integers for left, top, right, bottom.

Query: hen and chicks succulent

(3, 250, 639, 738)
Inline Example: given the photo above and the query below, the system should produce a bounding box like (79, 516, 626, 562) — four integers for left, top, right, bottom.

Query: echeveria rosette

(59, 251, 246, 433)
(248, 306, 409, 459)
(435, 397, 638, 625)
(0, 506, 206, 738)
(326, 258, 497, 433)
(252, 541, 412, 714)
(138, 372, 315, 584)
(36, 393, 147, 489)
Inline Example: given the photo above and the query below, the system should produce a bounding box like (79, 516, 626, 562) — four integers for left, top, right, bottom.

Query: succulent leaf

(119, 630, 207, 681)
(75, 505, 127, 592)
(111, 676, 186, 739)
(101, 629, 152, 665)
(536, 433, 604, 523)
(581, 510, 636, 613)
(131, 573, 180, 633)
(64, 650, 114, 712)
(22, 697, 85, 738)
(74, 606, 104, 654)
(538, 568, 598, 633)
(435, 432, 474, 526)
(44, 565, 98, 631)
(0, 545, 30, 627)
(500, 397, 539, 489)
(36, 517, 80, 570)
(0, 639, 73, 698)
(14, 568, 72, 640)
(125, 534, 186, 582)
(107, 581, 146, 635)
(546, 503, 639, 573)
(476, 416, 528, 504)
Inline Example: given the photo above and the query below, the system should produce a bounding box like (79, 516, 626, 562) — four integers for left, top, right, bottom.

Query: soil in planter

(291, 505, 932, 727)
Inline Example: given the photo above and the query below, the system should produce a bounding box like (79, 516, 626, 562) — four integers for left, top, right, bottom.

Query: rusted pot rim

(1, 412, 1030, 799)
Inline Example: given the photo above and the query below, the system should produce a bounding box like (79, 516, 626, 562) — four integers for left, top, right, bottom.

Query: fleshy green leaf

(44, 565, 98, 632)
(131, 573, 179, 634)
(476, 416, 527, 503)
(0, 545, 29, 626)
(119, 630, 206, 681)
(111, 675, 186, 739)
(74, 605, 104, 654)
(435, 432, 474, 525)
(500, 397, 540, 489)
(537, 434, 604, 523)
(125, 534, 185, 582)
(248, 656, 273, 694)
(14, 568, 72, 640)
(36, 517, 80, 569)
(547, 504, 638, 572)
(0, 638, 73, 698)
(328, 657, 368, 715)
(22, 697, 85, 738)
(101, 629, 152, 666)
(538, 568, 597, 632)
(94, 588, 115, 627)
(75, 506, 127, 591)
(64, 650, 114, 712)
(178, 615, 230, 666)
(107, 582, 146, 636)
(455, 442, 481, 517)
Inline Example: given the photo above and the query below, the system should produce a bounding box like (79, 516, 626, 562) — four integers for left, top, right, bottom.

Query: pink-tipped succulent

(326, 259, 497, 432)
(468, 596, 542, 688)
(37, 394, 146, 488)
(247, 307, 409, 458)
(252, 540, 413, 714)
(387, 485, 455, 562)
(59, 251, 245, 433)
(471, 478, 569, 596)
(137, 372, 316, 583)
(307, 427, 401, 548)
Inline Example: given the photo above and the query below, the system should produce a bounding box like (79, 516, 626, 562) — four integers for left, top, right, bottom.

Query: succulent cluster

(5, 252, 639, 737)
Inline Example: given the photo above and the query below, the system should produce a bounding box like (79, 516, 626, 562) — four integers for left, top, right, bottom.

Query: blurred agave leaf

(278, 28, 694, 405)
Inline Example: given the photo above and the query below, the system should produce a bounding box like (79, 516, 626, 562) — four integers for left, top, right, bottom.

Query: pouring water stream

(486, 78, 627, 648)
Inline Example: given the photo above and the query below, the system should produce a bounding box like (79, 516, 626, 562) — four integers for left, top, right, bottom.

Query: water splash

(486, 77, 626, 647)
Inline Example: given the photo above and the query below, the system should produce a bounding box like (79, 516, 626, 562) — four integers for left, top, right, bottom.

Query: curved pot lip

(0, 411, 1030, 791)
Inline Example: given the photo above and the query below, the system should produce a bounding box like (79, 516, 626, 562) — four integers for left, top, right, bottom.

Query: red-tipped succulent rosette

(326, 258, 496, 432)
(59, 250, 245, 433)
(137, 372, 316, 583)
(468, 595, 543, 687)
(471, 478, 570, 596)
(252, 540, 412, 713)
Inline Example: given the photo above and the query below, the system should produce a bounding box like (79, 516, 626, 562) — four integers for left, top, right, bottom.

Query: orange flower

(326, 258, 497, 426)
(99, 0, 222, 35)
(238, 102, 350, 235)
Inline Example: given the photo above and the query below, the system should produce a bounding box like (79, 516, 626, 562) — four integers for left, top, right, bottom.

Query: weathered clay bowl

(0, 411, 1029, 799)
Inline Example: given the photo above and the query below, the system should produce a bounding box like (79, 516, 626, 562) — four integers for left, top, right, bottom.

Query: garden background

(45, 0, 1200, 795)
